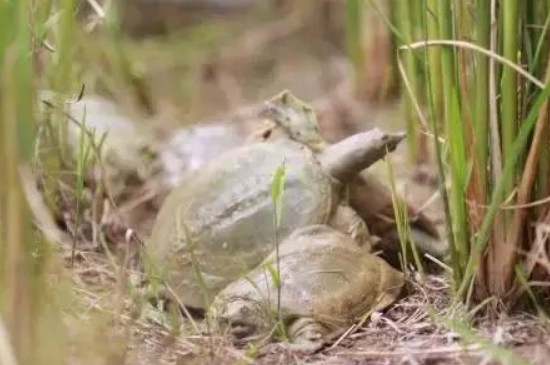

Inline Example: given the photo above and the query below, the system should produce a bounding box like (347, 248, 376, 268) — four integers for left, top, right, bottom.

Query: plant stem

(470, 0, 491, 297)
(394, 0, 422, 163)
(346, 0, 363, 89)
(489, 0, 520, 296)
(426, 0, 442, 122)
(437, 0, 468, 285)
(500, 0, 520, 205)
(473, 0, 490, 207)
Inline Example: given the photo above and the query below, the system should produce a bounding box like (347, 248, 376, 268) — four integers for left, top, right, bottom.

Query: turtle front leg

(285, 317, 330, 352)
(328, 204, 372, 251)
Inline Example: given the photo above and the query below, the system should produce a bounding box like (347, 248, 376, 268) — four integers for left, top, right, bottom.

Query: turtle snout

(214, 298, 262, 339)
(217, 312, 258, 339)
(225, 319, 257, 339)
(384, 131, 407, 152)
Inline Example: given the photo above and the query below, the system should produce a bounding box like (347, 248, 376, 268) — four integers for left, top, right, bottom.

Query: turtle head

(260, 90, 326, 152)
(320, 128, 406, 182)
(212, 296, 271, 340)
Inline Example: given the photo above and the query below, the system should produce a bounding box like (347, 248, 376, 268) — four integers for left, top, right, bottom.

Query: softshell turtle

(146, 128, 405, 309)
(211, 225, 404, 345)
(260, 90, 448, 264)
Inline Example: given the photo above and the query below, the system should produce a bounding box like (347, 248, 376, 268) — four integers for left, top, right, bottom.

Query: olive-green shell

(146, 139, 338, 309)
(212, 225, 404, 333)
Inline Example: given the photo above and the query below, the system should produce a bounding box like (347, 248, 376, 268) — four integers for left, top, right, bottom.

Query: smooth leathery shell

(211, 225, 404, 340)
(146, 139, 336, 309)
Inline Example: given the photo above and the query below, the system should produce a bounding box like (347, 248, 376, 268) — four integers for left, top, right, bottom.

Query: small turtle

(260, 90, 448, 265)
(211, 225, 404, 347)
(146, 127, 405, 310)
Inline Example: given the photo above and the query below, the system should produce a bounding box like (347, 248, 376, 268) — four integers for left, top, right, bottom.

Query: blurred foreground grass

(1, 0, 69, 363)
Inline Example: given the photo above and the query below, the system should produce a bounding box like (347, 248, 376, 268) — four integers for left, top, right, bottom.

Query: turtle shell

(146, 139, 338, 309)
(211, 225, 404, 337)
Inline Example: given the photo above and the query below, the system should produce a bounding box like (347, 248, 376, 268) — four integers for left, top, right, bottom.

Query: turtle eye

(281, 92, 289, 104)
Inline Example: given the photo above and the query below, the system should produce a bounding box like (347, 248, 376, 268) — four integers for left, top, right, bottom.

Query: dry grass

(62, 222, 550, 365)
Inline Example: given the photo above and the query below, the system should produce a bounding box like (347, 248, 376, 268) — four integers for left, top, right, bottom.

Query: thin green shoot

(270, 160, 287, 340)
(366, 0, 420, 56)
(471, 0, 490, 249)
(264, 261, 282, 296)
(384, 152, 424, 275)
(71, 109, 94, 265)
(366, 0, 429, 75)
(500, 0, 520, 235)
(263, 261, 288, 340)
(346, 0, 363, 82)
(393, 0, 421, 161)
(40, 99, 120, 216)
(437, 0, 469, 283)
(529, 10, 550, 75)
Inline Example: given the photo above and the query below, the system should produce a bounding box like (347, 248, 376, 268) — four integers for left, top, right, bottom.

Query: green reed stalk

(486, 0, 520, 296)
(270, 162, 287, 340)
(426, 0, 442, 122)
(393, 0, 422, 162)
(418, 0, 456, 282)
(473, 0, 490, 211)
(500, 0, 519, 208)
(386, 153, 424, 274)
(437, 1, 469, 283)
(53, 0, 77, 148)
(346, 0, 363, 88)
(40, 0, 77, 212)
(530, 4, 550, 78)
(528, 3, 550, 206)
(467, 0, 491, 299)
